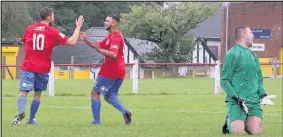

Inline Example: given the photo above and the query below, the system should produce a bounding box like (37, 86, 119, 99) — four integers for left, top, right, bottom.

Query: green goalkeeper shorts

(226, 102, 263, 121)
(225, 102, 263, 134)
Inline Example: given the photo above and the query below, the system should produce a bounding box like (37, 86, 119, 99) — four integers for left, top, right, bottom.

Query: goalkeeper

(220, 25, 276, 135)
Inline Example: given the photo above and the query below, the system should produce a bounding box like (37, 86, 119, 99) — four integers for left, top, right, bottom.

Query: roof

(52, 11, 224, 64)
(126, 38, 159, 56)
(84, 27, 158, 56)
(52, 28, 108, 64)
(52, 42, 104, 64)
(52, 27, 158, 64)
(189, 9, 221, 38)
(191, 2, 269, 39)
(84, 27, 108, 41)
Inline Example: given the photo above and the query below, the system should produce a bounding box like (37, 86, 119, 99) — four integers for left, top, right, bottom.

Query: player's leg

(91, 76, 114, 125)
(245, 106, 263, 135)
(104, 79, 126, 113)
(27, 90, 42, 125)
(246, 116, 262, 135)
(223, 115, 245, 135)
(27, 73, 48, 125)
(91, 89, 101, 125)
(225, 102, 247, 135)
(12, 70, 35, 125)
(104, 79, 132, 125)
(230, 120, 245, 135)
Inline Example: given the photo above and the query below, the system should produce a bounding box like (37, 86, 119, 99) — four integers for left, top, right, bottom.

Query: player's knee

(33, 91, 42, 100)
(91, 90, 100, 99)
(19, 91, 28, 96)
(248, 127, 262, 135)
(104, 96, 109, 102)
(231, 125, 245, 135)
(231, 129, 245, 135)
(246, 116, 262, 135)
(104, 95, 117, 104)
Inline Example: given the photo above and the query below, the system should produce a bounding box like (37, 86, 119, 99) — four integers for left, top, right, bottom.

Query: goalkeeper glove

(232, 96, 249, 113)
(260, 94, 276, 106)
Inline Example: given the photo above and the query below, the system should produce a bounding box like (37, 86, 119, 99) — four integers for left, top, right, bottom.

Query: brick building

(221, 2, 283, 62)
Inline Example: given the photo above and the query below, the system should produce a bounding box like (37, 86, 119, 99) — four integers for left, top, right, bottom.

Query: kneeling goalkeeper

(220, 25, 275, 135)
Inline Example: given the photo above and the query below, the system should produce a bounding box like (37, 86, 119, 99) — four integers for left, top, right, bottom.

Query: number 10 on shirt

(33, 33, 45, 50)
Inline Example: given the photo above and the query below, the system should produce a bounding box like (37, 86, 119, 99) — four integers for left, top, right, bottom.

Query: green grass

(2, 78, 282, 137)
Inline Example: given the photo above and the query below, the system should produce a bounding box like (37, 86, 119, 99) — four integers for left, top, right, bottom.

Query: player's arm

(84, 36, 108, 49)
(83, 38, 117, 59)
(65, 27, 81, 46)
(98, 48, 117, 59)
(19, 26, 29, 45)
(62, 16, 84, 46)
(221, 52, 250, 111)
(220, 53, 238, 98)
(99, 35, 121, 59)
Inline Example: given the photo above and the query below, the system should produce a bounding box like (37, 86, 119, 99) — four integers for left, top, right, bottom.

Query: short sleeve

(20, 26, 29, 43)
(52, 27, 69, 45)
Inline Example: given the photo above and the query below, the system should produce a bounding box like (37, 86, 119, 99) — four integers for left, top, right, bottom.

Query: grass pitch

(2, 78, 282, 137)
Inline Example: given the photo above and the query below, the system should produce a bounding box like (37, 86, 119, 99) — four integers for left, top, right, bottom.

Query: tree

(1, 2, 57, 41)
(53, 2, 142, 35)
(120, 2, 221, 64)
(27, 2, 56, 22)
(1, 2, 140, 40)
(2, 2, 33, 41)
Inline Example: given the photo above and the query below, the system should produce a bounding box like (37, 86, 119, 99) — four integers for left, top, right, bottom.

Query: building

(190, 9, 221, 64)
(1, 5, 227, 79)
(176, 8, 222, 77)
(2, 9, 223, 79)
(221, 2, 283, 77)
(51, 27, 159, 79)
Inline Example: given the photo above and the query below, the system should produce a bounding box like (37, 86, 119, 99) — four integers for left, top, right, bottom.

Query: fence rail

(2, 62, 283, 67)
(2, 61, 283, 96)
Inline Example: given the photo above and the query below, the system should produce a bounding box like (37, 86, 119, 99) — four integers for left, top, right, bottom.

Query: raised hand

(76, 15, 84, 28)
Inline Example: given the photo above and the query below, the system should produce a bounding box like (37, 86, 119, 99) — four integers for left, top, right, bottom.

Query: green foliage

(120, 2, 221, 63)
(2, 2, 33, 41)
(1, 2, 140, 40)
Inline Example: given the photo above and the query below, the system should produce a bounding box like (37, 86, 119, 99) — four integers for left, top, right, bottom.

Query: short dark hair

(108, 14, 120, 23)
(40, 7, 53, 21)
(235, 25, 250, 41)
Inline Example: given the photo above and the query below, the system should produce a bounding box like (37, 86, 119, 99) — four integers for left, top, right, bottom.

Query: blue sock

(29, 100, 40, 121)
(91, 99, 101, 124)
(17, 96, 27, 113)
(107, 97, 126, 114)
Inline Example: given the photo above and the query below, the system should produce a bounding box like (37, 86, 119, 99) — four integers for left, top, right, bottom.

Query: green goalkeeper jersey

(220, 44, 266, 104)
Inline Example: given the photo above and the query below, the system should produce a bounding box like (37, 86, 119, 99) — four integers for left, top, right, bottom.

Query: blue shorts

(19, 69, 49, 91)
(93, 76, 123, 97)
